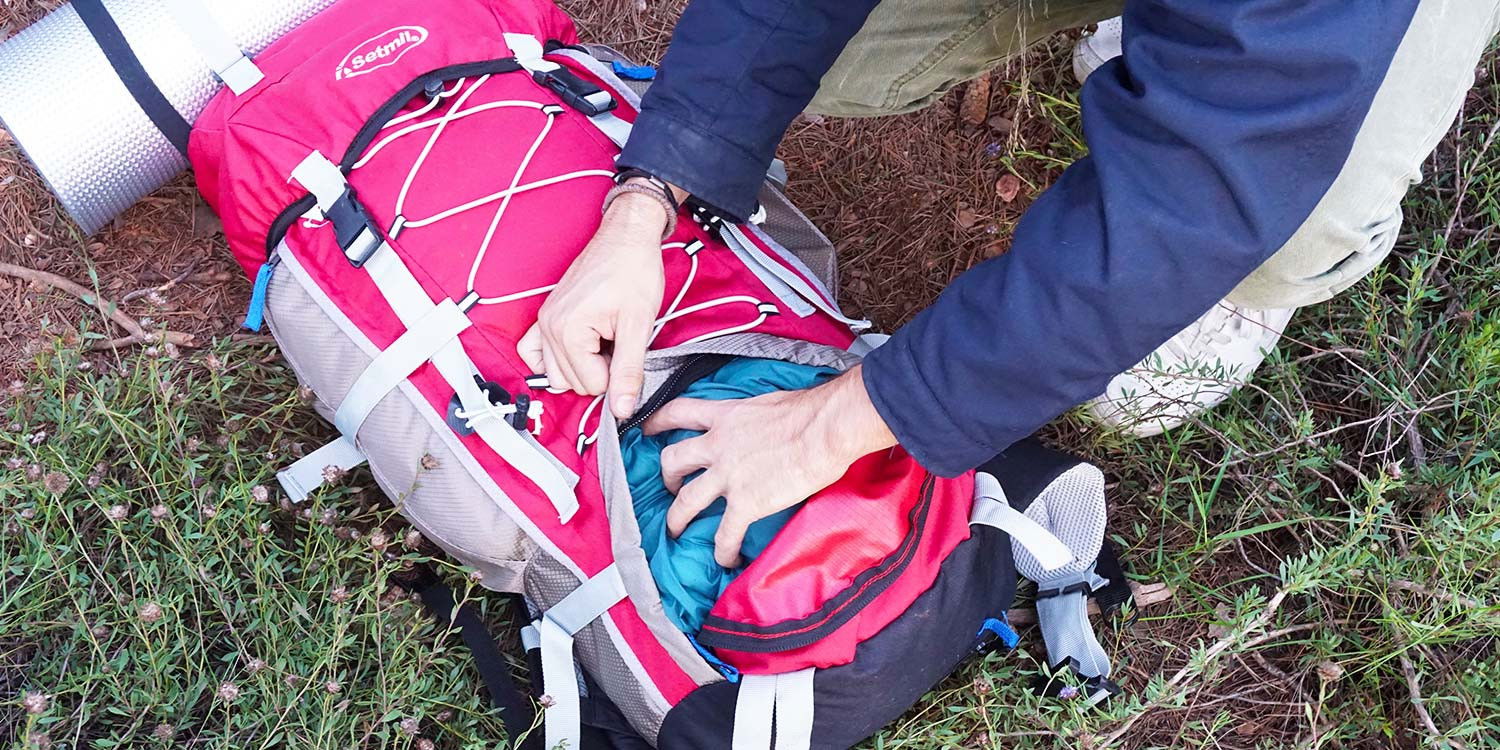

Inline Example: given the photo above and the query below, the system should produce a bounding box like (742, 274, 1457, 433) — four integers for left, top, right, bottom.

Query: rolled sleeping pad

(0, 0, 335, 234)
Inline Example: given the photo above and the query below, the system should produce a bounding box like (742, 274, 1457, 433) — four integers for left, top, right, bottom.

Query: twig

(1006, 581, 1173, 625)
(0, 261, 196, 350)
(1097, 586, 1293, 746)
(1400, 653, 1464, 749)
(121, 259, 201, 304)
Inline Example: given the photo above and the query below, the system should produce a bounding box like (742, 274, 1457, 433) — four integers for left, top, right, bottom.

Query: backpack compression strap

(277, 152, 582, 522)
(976, 462, 1124, 704)
(529, 564, 630, 750)
(731, 668, 815, 750)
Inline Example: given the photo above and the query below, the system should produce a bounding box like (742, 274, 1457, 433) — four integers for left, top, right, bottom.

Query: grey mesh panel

(1011, 463, 1108, 582)
(263, 264, 534, 592)
(756, 183, 839, 296)
(525, 552, 668, 744)
(642, 332, 863, 398)
(594, 422, 724, 689)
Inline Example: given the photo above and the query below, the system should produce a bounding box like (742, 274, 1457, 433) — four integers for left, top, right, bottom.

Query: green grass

(1, 343, 532, 748)
(5, 41, 1500, 750)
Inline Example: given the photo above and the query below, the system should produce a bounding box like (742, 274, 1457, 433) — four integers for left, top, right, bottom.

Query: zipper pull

(241, 253, 281, 331)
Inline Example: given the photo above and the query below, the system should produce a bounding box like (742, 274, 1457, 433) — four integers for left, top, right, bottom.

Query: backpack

(187, 0, 1136, 746)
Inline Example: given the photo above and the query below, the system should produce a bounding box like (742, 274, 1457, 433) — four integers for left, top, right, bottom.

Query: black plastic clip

(532, 67, 616, 117)
(325, 188, 381, 267)
(445, 377, 536, 436)
(445, 377, 509, 437)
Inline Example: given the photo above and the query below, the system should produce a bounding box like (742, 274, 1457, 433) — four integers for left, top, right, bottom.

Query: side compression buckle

(532, 67, 616, 117)
(326, 188, 382, 267)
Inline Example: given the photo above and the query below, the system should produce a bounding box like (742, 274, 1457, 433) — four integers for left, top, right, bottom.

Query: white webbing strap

(971, 473, 1074, 572)
(504, 32, 633, 149)
(733, 676, 775, 750)
(534, 564, 628, 750)
(289, 151, 579, 521)
(733, 668, 816, 750)
(772, 668, 815, 750)
(372, 241, 581, 521)
(276, 436, 367, 503)
(291, 151, 350, 214)
(331, 297, 473, 438)
(161, 0, 263, 94)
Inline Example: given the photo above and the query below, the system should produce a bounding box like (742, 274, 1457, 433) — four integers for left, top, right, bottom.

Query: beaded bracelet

(601, 180, 678, 239)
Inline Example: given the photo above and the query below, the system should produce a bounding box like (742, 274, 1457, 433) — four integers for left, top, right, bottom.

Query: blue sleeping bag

(620, 357, 837, 635)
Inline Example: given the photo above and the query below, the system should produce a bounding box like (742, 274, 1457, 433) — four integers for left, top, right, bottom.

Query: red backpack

(190, 0, 1134, 746)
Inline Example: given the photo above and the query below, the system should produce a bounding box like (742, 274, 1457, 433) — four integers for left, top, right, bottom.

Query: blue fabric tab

(978, 616, 1019, 651)
(689, 635, 740, 683)
(241, 259, 277, 331)
(611, 60, 657, 81)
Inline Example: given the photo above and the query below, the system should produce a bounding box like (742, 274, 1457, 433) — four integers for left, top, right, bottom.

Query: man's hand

(643, 365, 898, 567)
(519, 188, 673, 419)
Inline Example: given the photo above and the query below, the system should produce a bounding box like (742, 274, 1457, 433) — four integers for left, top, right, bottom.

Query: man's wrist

(812, 365, 898, 462)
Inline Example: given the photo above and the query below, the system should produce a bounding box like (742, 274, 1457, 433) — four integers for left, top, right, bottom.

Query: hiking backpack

(187, 0, 1136, 746)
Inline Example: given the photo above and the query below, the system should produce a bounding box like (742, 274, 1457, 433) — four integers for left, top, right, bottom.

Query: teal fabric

(621, 357, 837, 635)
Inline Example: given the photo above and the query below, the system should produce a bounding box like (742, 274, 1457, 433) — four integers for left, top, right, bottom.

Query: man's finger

(517, 323, 546, 375)
(607, 313, 651, 420)
(541, 327, 586, 395)
(659, 436, 713, 495)
(713, 507, 751, 569)
(561, 327, 610, 395)
(642, 397, 722, 436)
(540, 339, 572, 393)
(666, 471, 724, 538)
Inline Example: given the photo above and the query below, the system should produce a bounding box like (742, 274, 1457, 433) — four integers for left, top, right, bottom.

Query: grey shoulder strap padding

(161, 0, 264, 94)
(971, 472, 1073, 571)
(983, 460, 1117, 704)
(1035, 567, 1114, 704)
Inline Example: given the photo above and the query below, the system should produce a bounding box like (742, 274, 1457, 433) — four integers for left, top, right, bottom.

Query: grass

(4, 16, 1500, 750)
(1, 342, 529, 748)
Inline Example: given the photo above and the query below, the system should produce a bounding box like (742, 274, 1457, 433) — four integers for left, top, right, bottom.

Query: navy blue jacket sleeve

(864, 0, 1422, 475)
(618, 0, 882, 221)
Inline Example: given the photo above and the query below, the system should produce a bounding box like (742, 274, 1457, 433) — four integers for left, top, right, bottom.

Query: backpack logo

(335, 26, 429, 80)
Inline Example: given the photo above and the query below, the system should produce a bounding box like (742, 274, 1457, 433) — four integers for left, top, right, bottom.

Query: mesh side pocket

(525, 553, 668, 744)
(264, 255, 535, 592)
(757, 182, 839, 297)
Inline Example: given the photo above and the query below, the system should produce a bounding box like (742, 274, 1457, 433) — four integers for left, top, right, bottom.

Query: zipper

(240, 249, 281, 331)
(615, 353, 733, 436)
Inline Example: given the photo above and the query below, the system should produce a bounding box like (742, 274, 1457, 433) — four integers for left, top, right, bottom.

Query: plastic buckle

(532, 67, 616, 117)
(325, 188, 381, 267)
(1034, 580, 1095, 601)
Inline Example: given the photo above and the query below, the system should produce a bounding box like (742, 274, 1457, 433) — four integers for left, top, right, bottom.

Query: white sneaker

(1072, 17, 1123, 84)
(1086, 302, 1297, 437)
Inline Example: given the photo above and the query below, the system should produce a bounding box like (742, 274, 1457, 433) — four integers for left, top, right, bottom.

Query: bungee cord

(352, 73, 781, 453)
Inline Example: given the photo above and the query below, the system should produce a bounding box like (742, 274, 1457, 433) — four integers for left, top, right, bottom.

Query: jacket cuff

(861, 334, 1000, 478)
(619, 109, 766, 223)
